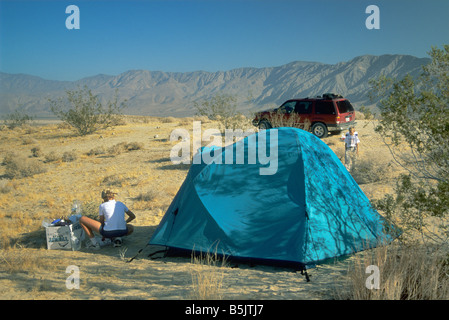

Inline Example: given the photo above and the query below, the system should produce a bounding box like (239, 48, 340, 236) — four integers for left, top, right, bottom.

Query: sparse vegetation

(31, 146, 43, 157)
(0, 100, 447, 299)
(49, 85, 126, 136)
(194, 93, 253, 131)
(2, 152, 46, 179)
(44, 151, 60, 163)
(106, 141, 144, 155)
(190, 248, 228, 300)
(102, 174, 126, 187)
(2, 110, 34, 129)
(62, 150, 78, 162)
(135, 190, 160, 202)
(86, 146, 106, 156)
(336, 245, 449, 300)
(0, 179, 12, 194)
(370, 45, 449, 245)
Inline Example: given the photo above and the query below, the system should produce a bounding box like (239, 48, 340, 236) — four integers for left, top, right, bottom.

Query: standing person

(80, 189, 135, 249)
(344, 127, 360, 172)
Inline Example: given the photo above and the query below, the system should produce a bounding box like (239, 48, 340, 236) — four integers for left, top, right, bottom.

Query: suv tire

(311, 122, 328, 138)
(258, 120, 272, 130)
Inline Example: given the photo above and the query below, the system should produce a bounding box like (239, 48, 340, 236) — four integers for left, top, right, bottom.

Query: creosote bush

(49, 85, 126, 136)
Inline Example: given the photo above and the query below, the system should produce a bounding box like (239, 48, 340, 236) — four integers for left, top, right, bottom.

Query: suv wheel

(311, 123, 328, 138)
(258, 120, 272, 130)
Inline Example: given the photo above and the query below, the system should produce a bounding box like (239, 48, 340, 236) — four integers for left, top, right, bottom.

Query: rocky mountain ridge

(0, 54, 429, 117)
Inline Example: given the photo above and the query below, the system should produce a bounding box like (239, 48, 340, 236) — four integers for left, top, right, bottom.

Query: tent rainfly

(149, 127, 396, 270)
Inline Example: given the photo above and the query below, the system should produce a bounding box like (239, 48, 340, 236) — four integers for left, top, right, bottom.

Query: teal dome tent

(149, 127, 396, 270)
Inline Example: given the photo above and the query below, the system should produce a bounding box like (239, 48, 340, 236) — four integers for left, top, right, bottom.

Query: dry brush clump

(350, 157, 395, 185)
(336, 245, 449, 300)
(189, 248, 228, 300)
(2, 152, 47, 179)
(0, 179, 12, 194)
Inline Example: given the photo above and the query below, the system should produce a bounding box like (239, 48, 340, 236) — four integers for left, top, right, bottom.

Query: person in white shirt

(344, 127, 360, 172)
(80, 189, 135, 249)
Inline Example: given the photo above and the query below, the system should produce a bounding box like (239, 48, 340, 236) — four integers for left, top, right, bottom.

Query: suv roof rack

(322, 93, 343, 99)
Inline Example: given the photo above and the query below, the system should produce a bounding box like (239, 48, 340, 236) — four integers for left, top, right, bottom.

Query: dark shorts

(100, 225, 128, 238)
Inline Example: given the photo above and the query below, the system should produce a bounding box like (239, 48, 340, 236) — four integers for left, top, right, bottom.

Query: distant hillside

(0, 54, 429, 118)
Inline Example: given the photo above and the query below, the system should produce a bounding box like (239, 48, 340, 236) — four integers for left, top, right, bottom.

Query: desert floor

(0, 117, 401, 300)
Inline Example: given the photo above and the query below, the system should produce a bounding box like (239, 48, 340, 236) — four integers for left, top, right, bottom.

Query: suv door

(272, 100, 297, 127)
(294, 101, 313, 130)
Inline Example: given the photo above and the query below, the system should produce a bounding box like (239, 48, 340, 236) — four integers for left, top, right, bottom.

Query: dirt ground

(0, 117, 401, 300)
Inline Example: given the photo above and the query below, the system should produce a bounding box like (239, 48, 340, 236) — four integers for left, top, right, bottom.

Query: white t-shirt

(99, 200, 128, 231)
(345, 131, 360, 148)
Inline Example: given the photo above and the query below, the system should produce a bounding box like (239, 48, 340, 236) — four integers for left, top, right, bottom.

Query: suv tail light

(336, 116, 341, 124)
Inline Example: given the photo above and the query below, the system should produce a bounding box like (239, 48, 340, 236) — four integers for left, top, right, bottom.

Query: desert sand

(0, 117, 400, 300)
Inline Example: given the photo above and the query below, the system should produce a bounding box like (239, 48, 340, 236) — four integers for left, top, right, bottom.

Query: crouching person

(80, 189, 136, 249)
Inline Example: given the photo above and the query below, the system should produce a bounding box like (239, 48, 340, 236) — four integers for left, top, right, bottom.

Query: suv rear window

(315, 101, 335, 115)
(336, 100, 354, 113)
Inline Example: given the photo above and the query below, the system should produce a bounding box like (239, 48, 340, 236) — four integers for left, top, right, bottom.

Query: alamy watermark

(365, 265, 380, 290)
(366, 5, 380, 30)
(66, 265, 80, 290)
(170, 121, 278, 176)
(65, 5, 80, 30)
(64, 4, 380, 31)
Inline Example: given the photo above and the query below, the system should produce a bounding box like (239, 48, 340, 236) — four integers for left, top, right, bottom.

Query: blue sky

(0, 0, 448, 81)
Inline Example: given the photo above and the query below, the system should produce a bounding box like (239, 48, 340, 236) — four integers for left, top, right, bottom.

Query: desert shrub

(21, 137, 37, 145)
(125, 141, 144, 151)
(107, 142, 127, 155)
(3, 152, 46, 179)
(2, 110, 34, 129)
(87, 146, 106, 156)
(161, 116, 177, 123)
(2, 153, 15, 166)
(336, 245, 449, 300)
(190, 249, 228, 300)
(102, 174, 125, 187)
(31, 147, 42, 157)
(135, 190, 160, 202)
(107, 142, 144, 155)
(49, 85, 126, 136)
(264, 110, 311, 131)
(350, 158, 393, 185)
(44, 151, 60, 163)
(194, 94, 251, 131)
(370, 45, 449, 245)
(0, 179, 12, 193)
(62, 150, 78, 162)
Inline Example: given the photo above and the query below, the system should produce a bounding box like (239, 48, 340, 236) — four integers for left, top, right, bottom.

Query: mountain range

(0, 54, 430, 118)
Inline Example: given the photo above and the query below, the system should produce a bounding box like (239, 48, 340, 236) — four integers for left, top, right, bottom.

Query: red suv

(252, 93, 356, 138)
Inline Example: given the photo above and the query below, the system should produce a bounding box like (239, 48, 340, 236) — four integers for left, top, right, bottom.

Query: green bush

(369, 45, 449, 244)
(49, 85, 126, 136)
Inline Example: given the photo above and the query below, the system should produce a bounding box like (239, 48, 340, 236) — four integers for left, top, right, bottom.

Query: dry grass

(2, 152, 47, 179)
(189, 247, 228, 300)
(336, 245, 449, 300)
(0, 247, 61, 274)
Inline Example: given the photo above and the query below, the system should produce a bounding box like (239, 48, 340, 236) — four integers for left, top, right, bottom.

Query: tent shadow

(83, 225, 158, 259)
(17, 225, 159, 258)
